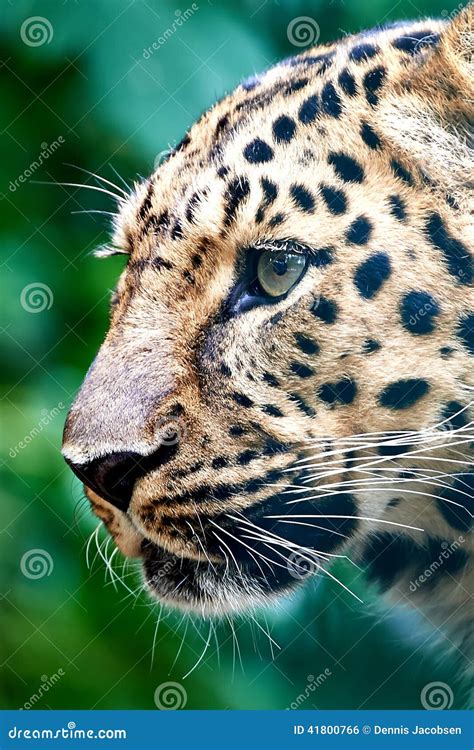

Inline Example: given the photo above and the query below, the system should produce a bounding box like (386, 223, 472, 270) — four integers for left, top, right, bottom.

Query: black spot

(220, 362, 232, 377)
(295, 333, 320, 355)
(232, 392, 254, 408)
(457, 313, 474, 354)
(262, 371, 280, 387)
(319, 378, 357, 405)
(262, 404, 284, 417)
(255, 207, 265, 224)
(169, 402, 184, 417)
(363, 533, 468, 591)
(244, 138, 274, 164)
(425, 213, 473, 284)
(214, 114, 230, 136)
(362, 339, 381, 354)
(153, 256, 173, 271)
(440, 346, 454, 358)
(272, 114, 297, 143)
(175, 133, 191, 152)
(354, 253, 391, 299)
(260, 177, 278, 205)
(388, 195, 406, 221)
(378, 440, 410, 457)
(138, 182, 154, 220)
(400, 291, 440, 335)
(363, 66, 386, 105)
(320, 184, 347, 215)
(393, 30, 439, 54)
(391, 161, 414, 189)
(290, 362, 315, 379)
(237, 449, 257, 465)
(350, 43, 379, 63)
(191, 253, 203, 269)
(269, 212, 285, 227)
(182, 270, 195, 285)
(437, 474, 473, 531)
(217, 166, 229, 178)
(310, 247, 334, 268)
(311, 296, 338, 323)
(154, 210, 170, 234)
(328, 152, 364, 183)
(171, 220, 183, 240)
(362, 533, 413, 590)
(441, 401, 469, 430)
(269, 311, 284, 326)
(387, 498, 401, 509)
(212, 456, 228, 470)
(185, 191, 200, 223)
(338, 69, 357, 96)
(284, 77, 309, 95)
(379, 379, 430, 409)
(321, 82, 342, 117)
(360, 122, 381, 149)
(229, 425, 245, 437)
(346, 215, 372, 245)
(262, 438, 291, 456)
(224, 176, 250, 226)
(298, 95, 319, 124)
(290, 183, 315, 213)
(290, 393, 316, 417)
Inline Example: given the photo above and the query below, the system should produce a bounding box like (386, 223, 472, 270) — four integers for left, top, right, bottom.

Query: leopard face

(62, 10, 473, 620)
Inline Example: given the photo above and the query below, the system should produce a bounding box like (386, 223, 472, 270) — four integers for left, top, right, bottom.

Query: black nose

(66, 444, 178, 511)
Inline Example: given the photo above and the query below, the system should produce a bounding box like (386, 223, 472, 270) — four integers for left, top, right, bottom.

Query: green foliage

(1, 0, 466, 711)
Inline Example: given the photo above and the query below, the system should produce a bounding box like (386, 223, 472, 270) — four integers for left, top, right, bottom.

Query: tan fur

(63, 9, 473, 654)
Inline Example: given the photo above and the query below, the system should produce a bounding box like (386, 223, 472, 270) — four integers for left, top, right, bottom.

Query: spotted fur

(63, 9, 473, 660)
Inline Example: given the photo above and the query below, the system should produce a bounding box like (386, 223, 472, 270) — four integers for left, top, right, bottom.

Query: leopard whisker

(266, 513, 424, 532)
(182, 620, 213, 679)
(31, 179, 126, 203)
(289, 485, 471, 515)
(63, 162, 129, 198)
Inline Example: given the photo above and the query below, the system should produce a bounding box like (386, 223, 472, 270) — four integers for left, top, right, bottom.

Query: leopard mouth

(82, 473, 360, 615)
(140, 537, 300, 615)
(136, 489, 360, 614)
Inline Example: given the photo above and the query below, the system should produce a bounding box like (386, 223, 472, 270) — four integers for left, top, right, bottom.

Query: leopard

(62, 7, 473, 665)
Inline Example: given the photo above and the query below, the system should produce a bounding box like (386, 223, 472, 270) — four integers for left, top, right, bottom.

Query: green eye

(257, 250, 307, 298)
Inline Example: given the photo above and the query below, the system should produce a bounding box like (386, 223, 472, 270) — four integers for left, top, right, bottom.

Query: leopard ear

(378, 6, 473, 204)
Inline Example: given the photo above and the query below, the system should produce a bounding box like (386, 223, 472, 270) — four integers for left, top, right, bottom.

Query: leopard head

(63, 9, 473, 615)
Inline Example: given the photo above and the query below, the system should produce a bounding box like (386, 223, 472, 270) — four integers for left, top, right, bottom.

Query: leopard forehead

(114, 18, 450, 263)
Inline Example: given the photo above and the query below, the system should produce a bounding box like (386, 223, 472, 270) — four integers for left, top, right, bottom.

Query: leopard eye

(257, 250, 307, 298)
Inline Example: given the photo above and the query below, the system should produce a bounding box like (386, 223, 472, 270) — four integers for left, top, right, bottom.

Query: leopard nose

(65, 445, 177, 511)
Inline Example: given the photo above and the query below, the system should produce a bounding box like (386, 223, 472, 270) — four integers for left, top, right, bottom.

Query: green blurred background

(1, 0, 468, 711)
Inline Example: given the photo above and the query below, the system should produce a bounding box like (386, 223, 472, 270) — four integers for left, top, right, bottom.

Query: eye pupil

(272, 257, 288, 276)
